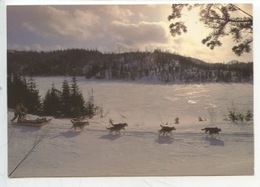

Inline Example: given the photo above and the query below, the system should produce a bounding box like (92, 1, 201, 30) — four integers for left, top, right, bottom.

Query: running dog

(159, 125, 176, 136)
(70, 119, 89, 132)
(201, 127, 221, 137)
(106, 123, 128, 134)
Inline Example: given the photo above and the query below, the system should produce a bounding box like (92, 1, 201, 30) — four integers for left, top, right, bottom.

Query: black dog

(201, 127, 221, 137)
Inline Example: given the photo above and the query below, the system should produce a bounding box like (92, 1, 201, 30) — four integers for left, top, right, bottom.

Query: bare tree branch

(168, 3, 253, 56)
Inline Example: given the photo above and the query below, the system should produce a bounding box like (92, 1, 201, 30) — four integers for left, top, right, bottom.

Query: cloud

(110, 21, 169, 46)
(101, 5, 134, 23)
(22, 6, 101, 40)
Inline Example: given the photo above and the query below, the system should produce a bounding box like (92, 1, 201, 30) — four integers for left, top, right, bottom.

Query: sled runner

(13, 118, 52, 127)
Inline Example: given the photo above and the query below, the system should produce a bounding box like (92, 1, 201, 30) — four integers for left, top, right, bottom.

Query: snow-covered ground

(8, 78, 254, 178)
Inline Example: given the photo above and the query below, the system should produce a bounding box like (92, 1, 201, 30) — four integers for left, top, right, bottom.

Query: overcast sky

(7, 4, 253, 63)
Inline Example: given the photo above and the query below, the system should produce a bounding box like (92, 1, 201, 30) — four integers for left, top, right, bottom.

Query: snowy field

(8, 77, 254, 177)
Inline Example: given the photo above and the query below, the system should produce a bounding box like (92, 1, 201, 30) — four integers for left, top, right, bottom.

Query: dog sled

(12, 118, 52, 127)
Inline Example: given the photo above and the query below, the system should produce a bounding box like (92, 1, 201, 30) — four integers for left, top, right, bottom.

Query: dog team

(70, 117, 222, 138)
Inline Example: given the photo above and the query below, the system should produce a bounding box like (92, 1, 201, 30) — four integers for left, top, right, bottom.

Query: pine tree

(85, 89, 96, 118)
(61, 78, 71, 116)
(42, 84, 62, 116)
(8, 75, 41, 114)
(25, 76, 42, 114)
(11, 75, 28, 106)
(70, 76, 86, 118)
(7, 75, 15, 108)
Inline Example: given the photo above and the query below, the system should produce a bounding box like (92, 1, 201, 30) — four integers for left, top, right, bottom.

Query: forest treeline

(8, 75, 98, 118)
(7, 49, 253, 83)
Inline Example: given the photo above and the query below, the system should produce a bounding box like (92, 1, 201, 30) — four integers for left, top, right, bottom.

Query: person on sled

(11, 100, 28, 123)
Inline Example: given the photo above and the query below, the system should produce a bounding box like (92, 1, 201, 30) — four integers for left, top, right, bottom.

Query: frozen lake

(35, 76, 253, 129)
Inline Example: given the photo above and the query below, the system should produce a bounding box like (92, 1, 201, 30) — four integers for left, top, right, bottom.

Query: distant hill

(7, 49, 253, 83)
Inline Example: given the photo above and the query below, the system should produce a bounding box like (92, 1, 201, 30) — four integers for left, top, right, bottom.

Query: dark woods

(8, 75, 97, 118)
(8, 49, 253, 83)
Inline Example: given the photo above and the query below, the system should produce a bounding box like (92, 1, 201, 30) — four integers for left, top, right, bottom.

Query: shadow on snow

(204, 136, 225, 146)
(10, 124, 42, 133)
(50, 131, 82, 139)
(99, 134, 122, 141)
(155, 135, 174, 144)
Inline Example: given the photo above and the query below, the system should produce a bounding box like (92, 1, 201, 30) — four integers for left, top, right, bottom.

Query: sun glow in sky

(7, 4, 253, 63)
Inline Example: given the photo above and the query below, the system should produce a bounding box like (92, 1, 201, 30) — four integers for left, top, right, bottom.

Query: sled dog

(106, 123, 128, 134)
(201, 127, 221, 136)
(159, 125, 176, 136)
(70, 119, 89, 131)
